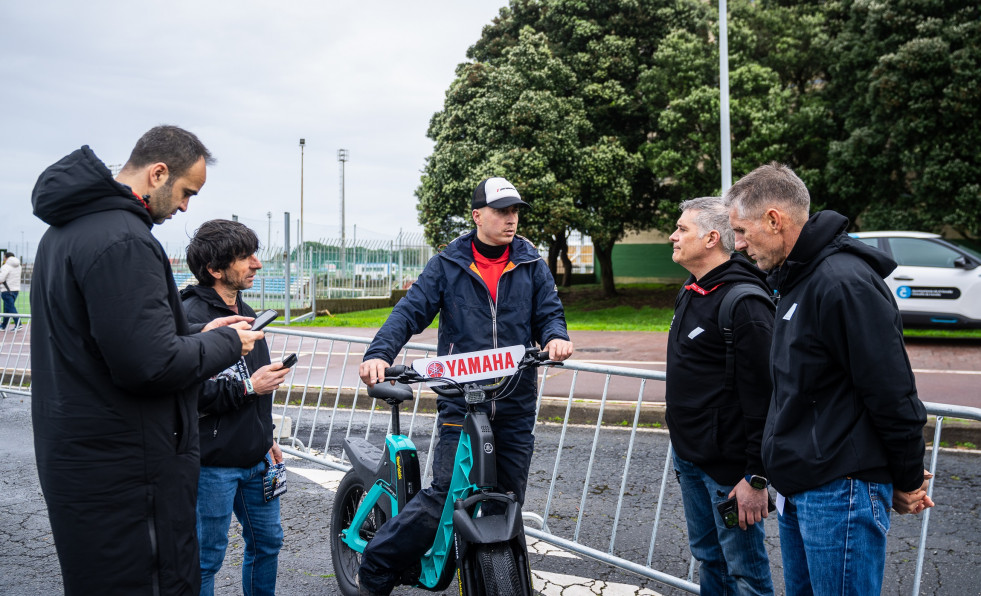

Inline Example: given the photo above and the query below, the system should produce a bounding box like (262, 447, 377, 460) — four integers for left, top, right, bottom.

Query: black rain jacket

(30, 146, 242, 595)
(181, 284, 274, 468)
(763, 210, 927, 496)
(665, 253, 775, 485)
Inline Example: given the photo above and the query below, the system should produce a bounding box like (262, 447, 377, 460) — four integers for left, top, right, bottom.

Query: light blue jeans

(778, 477, 892, 596)
(197, 457, 283, 596)
(673, 453, 774, 595)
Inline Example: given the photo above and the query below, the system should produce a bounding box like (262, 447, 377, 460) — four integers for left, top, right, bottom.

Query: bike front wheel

(330, 470, 383, 596)
(470, 542, 525, 596)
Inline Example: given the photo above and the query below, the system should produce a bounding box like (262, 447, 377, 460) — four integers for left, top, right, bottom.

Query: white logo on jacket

(687, 327, 704, 339)
(782, 303, 799, 321)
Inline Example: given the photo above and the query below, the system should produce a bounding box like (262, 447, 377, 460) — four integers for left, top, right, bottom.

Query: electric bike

(330, 345, 557, 595)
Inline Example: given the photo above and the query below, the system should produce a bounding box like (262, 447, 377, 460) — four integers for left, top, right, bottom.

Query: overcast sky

(0, 1, 509, 259)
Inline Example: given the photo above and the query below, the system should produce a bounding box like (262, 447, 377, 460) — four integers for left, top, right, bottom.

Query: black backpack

(717, 284, 775, 391)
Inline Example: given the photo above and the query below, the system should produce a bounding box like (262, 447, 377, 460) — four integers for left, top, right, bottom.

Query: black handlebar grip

(384, 365, 409, 378)
(536, 351, 550, 361)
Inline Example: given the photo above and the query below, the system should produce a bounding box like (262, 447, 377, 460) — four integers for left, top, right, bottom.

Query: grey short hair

(679, 196, 735, 254)
(723, 162, 810, 224)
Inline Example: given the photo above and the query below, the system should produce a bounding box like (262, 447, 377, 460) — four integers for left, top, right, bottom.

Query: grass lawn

(289, 282, 981, 338)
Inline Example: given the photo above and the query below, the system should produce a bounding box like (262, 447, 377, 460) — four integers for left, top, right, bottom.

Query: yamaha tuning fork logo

(427, 361, 445, 378)
(483, 442, 494, 454)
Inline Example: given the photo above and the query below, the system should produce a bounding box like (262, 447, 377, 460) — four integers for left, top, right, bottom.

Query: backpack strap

(718, 284, 774, 392)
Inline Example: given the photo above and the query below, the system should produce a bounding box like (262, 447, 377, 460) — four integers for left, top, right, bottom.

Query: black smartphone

(281, 353, 297, 368)
(717, 496, 739, 529)
(251, 310, 279, 331)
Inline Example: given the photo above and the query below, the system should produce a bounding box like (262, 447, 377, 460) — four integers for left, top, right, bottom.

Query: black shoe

(356, 574, 388, 596)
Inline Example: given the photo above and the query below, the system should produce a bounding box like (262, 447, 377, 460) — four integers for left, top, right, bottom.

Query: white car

(851, 231, 981, 329)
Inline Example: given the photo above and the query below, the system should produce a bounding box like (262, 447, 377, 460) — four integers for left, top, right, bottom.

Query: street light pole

(719, 0, 732, 193)
(337, 149, 348, 276)
(266, 211, 272, 249)
(299, 138, 306, 277)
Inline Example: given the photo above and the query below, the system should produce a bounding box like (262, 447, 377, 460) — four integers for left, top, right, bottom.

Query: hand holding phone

(251, 310, 279, 331)
(281, 353, 297, 368)
(717, 497, 739, 529)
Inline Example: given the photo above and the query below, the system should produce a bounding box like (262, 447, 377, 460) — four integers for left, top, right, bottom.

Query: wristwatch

(244, 378, 257, 397)
(748, 474, 768, 490)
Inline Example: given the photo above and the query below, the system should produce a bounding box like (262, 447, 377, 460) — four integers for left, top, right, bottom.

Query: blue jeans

(673, 453, 773, 595)
(0, 291, 18, 328)
(197, 457, 284, 596)
(779, 477, 892, 596)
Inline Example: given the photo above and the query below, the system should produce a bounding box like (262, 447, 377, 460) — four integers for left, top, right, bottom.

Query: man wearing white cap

(357, 177, 574, 595)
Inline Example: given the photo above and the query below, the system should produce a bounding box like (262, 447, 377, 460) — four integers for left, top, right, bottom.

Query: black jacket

(181, 284, 274, 468)
(763, 211, 926, 496)
(665, 253, 775, 485)
(29, 146, 242, 595)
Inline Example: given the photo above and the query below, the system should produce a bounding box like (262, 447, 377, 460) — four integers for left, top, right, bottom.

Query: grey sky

(0, 1, 508, 258)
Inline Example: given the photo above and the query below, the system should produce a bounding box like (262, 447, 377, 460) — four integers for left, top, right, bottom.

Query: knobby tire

(330, 471, 381, 596)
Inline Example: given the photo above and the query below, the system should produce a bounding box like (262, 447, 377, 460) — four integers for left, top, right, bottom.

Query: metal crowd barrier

(0, 313, 31, 396)
(2, 322, 978, 596)
(257, 328, 980, 596)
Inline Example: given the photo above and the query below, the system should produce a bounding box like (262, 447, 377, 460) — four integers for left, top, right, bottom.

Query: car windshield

(950, 239, 981, 261)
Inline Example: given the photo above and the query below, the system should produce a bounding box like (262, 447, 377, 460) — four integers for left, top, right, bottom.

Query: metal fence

(256, 328, 974, 596)
(168, 232, 437, 313)
(166, 230, 596, 313)
(2, 322, 977, 595)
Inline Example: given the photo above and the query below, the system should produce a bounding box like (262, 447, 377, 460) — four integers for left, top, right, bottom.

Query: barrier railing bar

(574, 373, 612, 543)
(609, 378, 647, 555)
(912, 415, 944, 596)
(539, 369, 579, 534)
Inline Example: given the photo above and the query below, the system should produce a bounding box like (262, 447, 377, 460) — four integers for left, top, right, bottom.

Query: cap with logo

(471, 177, 529, 210)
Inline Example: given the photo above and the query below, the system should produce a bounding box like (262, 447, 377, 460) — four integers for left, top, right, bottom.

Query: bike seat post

(389, 399, 401, 436)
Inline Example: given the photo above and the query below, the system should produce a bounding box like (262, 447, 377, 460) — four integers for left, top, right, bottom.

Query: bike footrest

(345, 437, 383, 474)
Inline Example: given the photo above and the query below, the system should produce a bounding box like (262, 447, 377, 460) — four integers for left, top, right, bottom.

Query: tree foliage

(416, 0, 981, 299)
(825, 0, 981, 237)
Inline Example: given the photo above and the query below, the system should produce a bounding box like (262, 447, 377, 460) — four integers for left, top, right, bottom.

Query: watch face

(750, 476, 767, 490)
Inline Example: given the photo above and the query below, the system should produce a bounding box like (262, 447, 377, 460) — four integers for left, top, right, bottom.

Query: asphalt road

(3, 395, 980, 595)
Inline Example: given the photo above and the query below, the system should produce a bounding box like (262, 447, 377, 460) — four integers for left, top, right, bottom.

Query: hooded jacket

(364, 229, 569, 421)
(763, 210, 926, 496)
(665, 253, 775, 485)
(0, 255, 21, 292)
(181, 284, 274, 468)
(29, 146, 242, 595)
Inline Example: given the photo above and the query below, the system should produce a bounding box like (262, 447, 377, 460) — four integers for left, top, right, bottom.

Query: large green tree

(825, 0, 981, 237)
(417, 27, 590, 258)
(422, 0, 710, 296)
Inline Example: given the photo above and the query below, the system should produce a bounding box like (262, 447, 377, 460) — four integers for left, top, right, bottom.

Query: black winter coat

(181, 284, 274, 468)
(763, 211, 927, 496)
(665, 253, 775, 485)
(30, 146, 242, 595)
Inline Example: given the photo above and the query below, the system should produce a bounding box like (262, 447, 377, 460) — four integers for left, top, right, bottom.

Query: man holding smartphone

(182, 219, 290, 596)
(665, 197, 776, 595)
(30, 126, 263, 595)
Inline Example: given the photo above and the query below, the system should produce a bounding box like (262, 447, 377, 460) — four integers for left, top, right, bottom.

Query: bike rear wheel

(330, 470, 384, 596)
(472, 542, 524, 596)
